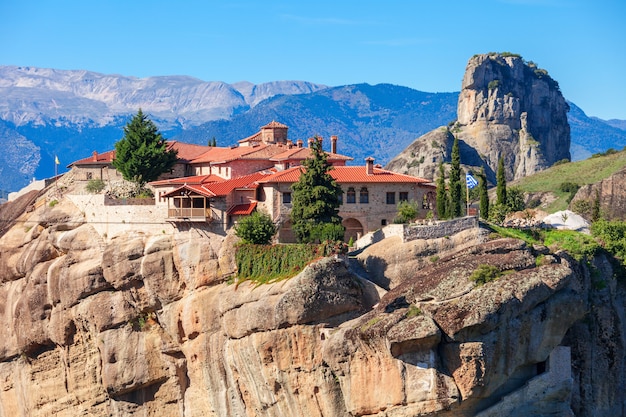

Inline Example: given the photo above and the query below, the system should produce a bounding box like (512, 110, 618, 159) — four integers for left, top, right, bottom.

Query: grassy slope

(511, 149, 626, 213)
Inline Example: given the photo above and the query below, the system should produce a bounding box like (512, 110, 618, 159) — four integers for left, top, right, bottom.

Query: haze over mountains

(0, 65, 625, 192)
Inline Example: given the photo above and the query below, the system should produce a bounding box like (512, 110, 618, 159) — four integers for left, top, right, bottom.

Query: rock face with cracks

(387, 52, 571, 183)
(0, 193, 624, 416)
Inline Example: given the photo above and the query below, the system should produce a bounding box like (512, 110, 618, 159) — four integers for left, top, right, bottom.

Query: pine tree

(449, 137, 462, 217)
(436, 161, 448, 219)
(496, 157, 507, 206)
(112, 109, 178, 186)
(291, 137, 343, 243)
(478, 167, 489, 219)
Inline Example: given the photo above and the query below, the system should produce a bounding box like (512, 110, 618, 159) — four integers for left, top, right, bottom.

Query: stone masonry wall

(403, 216, 478, 242)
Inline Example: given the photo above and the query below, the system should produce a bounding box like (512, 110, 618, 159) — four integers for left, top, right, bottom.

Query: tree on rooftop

(112, 109, 178, 187)
(291, 137, 344, 243)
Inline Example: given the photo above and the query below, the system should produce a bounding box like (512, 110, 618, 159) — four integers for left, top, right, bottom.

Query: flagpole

(466, 178, 469, 216)
(55, 155, 59, 194)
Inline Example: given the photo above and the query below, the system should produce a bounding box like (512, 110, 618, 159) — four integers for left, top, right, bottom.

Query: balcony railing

(167, 208, 213, 221)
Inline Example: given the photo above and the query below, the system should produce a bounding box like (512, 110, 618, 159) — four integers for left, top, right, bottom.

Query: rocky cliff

(0, 186, 624, 416)
(570, 166, 626, 220)
(387, 53, 571, 182)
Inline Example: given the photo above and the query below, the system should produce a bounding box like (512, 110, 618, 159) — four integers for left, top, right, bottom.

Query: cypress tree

(449, 137, 462, 217)
(112, 109, 178, 186)
(478, 167, 489, 219)
(291, 137, 343, 243)
(496, 157, 507, 206)
(436, 161, 448, 219)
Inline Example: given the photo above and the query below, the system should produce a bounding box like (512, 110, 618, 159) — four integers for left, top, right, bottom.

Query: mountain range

(1, 65, 625, 192)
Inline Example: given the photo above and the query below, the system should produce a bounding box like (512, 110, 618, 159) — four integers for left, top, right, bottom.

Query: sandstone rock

(570, 166, 626, 220)
(387, 53, 570, 183)
(1, 194, 625, 417)
(220, 257, 364, 339)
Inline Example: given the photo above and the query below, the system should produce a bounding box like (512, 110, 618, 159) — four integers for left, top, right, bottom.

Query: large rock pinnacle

(387, 53, 571, 182)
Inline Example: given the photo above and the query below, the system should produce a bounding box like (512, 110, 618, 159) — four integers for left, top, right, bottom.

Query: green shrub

(310, 222, 345, 243)
(488, 80, 500, 90)
(49, 199, 59, 207)
(558, 182, 579, 193)
(591, 219, 626, 263)
(406, 305, 422, 318)
(470, 264, 501, 285)
(488, 203, 508, 224)
(136, 187, 154, 198)
(506, 186, 526, 212)
(543, 229, 600, 261)
(235, 211, 277, 244)
(86, 179, 106, 193)
(394, 200, 420, 224)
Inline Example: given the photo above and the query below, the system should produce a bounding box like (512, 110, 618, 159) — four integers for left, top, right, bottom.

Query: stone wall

(353, 216, 478, 250)
(403, 216, 478, 242)
(67, 194, 174, 239)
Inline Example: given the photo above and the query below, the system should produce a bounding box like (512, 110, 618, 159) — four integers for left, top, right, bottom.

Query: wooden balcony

(167, 207, 214, 222)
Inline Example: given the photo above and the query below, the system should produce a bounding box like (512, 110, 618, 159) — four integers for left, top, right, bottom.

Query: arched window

(347, 187, 356, 204)
(359, 187, 369, 204)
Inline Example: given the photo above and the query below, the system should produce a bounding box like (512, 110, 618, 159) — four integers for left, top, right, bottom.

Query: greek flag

(466, 172, 478, 189)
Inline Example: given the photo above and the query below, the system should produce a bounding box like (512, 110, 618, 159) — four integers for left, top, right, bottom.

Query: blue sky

(1, 0, 624, 120)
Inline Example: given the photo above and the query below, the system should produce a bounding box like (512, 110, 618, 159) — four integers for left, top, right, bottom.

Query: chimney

(330, 135, 337, 154)
(297, 139, 303, 148)
(92, 151, 98, 162)
(287, 139, 293, 149)
(365, 157, 375, 175)
(308, 137, 315, 148)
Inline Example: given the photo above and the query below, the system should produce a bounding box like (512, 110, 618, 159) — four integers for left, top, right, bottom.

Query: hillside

(512, 149, 626, 215)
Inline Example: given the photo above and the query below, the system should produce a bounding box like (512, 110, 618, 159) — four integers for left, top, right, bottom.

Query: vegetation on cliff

(513, 147, 626, 213)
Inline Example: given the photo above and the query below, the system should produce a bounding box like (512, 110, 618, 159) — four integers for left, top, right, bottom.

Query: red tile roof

(161, 184, 216, 198)
(227, 202, 257, 216)
(202, 171, 270, 197)
(168, 141, 212, 161)
(69, 141, 212, 168)
(262, 120, 288, 129)
(68, 150, 116, 167)
(149, 174, 222, 186)
(259, 166, 434, 185)
(190, 144, 273, 164)
(270, 147, 352, 162)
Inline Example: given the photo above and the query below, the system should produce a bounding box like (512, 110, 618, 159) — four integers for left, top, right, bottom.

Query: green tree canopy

(478, 168, 489, 220)
(496, 157, 507, 206)
(234, 211, 277, 244)
(112, 109, 178, 186)
(449, 137, 462, 217)
(291, 137, 343, 243)
(436, 161, 448, 219)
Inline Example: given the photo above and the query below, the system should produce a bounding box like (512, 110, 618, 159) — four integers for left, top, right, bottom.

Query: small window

(381, 219, 387, 226)
(399, 192, 409, 202)
(347, 187, 356, 204)
(283, 192, 292, 204)
(86, 172, 93, 180)
(359, 187, 369, 204)
(338, 191, 343, 204)
(386, 192, 396, 205)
